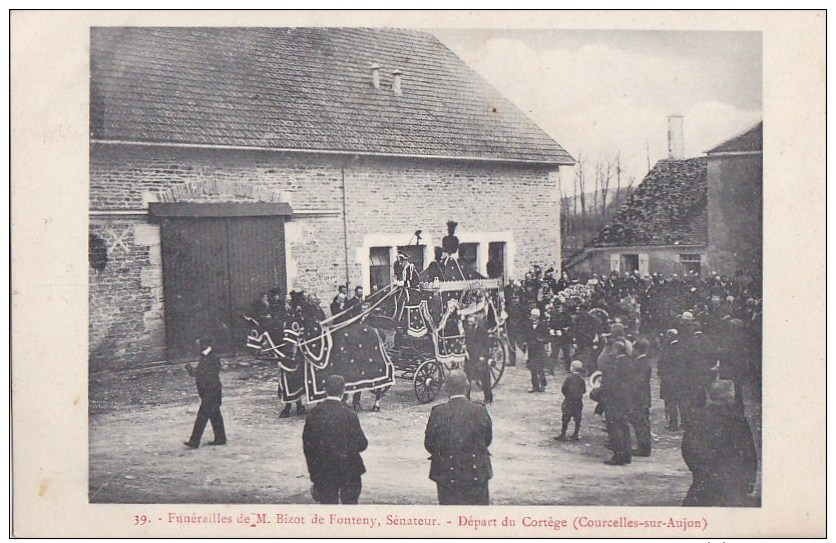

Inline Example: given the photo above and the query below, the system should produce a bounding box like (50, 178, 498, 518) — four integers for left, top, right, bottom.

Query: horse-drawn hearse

(244, 247, 509, 405)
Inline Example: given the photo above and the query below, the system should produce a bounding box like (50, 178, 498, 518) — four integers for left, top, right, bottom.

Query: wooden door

(227, 216, 286, 348)
(161, 218, 232, 359)
(160, 214, 287, 360)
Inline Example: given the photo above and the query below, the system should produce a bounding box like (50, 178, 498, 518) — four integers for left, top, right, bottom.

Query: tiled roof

(90, 27, 574, 165)
(707, 122, 763, 154)
(592, 157, 707, 247)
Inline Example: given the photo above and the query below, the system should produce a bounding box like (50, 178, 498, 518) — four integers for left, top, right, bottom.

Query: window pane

(459, 242, 478, 268)
(369, 246, 390, 267)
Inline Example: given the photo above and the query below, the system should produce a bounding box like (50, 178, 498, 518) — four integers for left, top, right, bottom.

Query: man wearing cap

(424, 370, 493, 505)
(303, 374, 369, 504)
(183, 338, 226, 449)
(521, 307, 549, 392)
(681, 380, 758, 506)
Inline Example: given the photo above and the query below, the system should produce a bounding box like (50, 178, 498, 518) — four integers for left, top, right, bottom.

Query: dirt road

(89, 355, 761, 505)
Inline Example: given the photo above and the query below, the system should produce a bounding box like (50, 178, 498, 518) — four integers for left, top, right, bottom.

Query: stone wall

(89, 145, 561, 368)
(707, 153, 763, 275)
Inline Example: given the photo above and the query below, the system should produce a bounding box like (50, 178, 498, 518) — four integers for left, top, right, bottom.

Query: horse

(271, 292, 396, 410)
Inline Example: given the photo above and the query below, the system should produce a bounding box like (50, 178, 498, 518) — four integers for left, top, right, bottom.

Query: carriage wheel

(413, 360, 444, 404)
(488, 336, 508, 389)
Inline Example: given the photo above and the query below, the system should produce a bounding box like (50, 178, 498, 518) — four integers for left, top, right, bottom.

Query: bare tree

(614, 152, 622, 211)
(600, 159, 612, 223)
(593, 160, 600, 220)
(577, 156, 587, 245)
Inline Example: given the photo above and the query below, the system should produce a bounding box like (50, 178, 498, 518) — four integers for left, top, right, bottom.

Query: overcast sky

(433, 29, 762, 191)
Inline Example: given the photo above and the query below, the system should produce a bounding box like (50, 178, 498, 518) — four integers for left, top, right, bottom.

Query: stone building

(566, 119, 762, 279)
(89, 28, 574, 369)
(706, 122, 763, 274)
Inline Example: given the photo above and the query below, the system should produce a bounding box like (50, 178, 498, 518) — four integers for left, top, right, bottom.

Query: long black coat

(464, 324, 491, 380)
(303, 399, 368, 485)
(521, 321, 549, 361)
(194, 351, 222, 408)
(657, 339, 686, 400)
(425, 397, 493, 486)
(599, 354, 634, 418)
(682, 404, 758, 506)
(631, 353, 652, 410)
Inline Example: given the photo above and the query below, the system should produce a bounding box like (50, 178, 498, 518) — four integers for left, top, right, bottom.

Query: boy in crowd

(556, 360, 586, 442)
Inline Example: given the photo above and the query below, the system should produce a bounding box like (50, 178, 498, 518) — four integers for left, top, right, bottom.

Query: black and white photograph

(11, 10, 825, 538)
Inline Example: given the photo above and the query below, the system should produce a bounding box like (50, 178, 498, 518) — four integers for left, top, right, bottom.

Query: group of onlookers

(502, 266, 760, 506)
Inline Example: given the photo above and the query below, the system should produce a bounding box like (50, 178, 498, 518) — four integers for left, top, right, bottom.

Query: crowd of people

(192, 262, 761, 507)
(503, 265, 761, 506)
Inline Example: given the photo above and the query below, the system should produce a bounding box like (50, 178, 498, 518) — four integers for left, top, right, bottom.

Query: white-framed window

(358, 233, 434, 294)
(358, 231, 515, 291)
(369, 247, 391, 293)
(453, 230, 515, 281)
(458, 242, 478, 269)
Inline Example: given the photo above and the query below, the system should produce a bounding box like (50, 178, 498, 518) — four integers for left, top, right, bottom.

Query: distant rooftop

(591, 157, 707, 248)
(91, 27, 574, 166)
(707, 122, 763, 154)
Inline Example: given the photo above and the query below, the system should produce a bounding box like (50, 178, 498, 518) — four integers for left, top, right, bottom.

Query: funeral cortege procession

(87, 27, 762, 508)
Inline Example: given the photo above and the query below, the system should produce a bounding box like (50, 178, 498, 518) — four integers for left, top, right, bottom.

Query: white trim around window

(455, 230, 515, 280)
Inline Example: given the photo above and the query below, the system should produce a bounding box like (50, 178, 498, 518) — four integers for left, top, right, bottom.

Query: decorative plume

(446, 220, 458, 235)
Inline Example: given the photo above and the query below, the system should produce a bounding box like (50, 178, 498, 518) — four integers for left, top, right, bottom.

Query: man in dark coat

(464, 314, 493, 404)
(303, 374, 369, 504)
(681, 380, 758, 506)
(184, 339, 226, 448)
(680, 315, 716, 415)
(503, 279, 523, 366)
(346, 286, 365, 318)
(549, 305, 573, 371)
(424, 370, 493, 505)
(600, 341, 633, 465)
(268, 287, 288, 322)
(657, 328, 686, 431)
(629, 338, 653, 456)
(330, 289, 348, 322)
(521, 307, 549, 392)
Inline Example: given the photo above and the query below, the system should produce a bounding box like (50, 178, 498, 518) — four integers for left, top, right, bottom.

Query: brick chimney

(667, 115, 684, 159)
(370, 63, 380, 90)
(392, 69, 403, 96)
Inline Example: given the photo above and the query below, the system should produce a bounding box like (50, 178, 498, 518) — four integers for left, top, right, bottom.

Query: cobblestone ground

(89, 351, 761, 505)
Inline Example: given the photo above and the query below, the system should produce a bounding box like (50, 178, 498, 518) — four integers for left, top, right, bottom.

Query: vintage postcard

(11, 9, 825, 538)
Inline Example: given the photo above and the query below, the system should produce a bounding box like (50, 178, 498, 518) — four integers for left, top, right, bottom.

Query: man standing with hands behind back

(424, 370, 493, 505)
(303, 374, 369, 504)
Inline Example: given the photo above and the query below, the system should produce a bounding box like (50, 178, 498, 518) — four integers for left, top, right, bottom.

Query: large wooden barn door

(155, 203, 291, 360)
(160, 218, 232, 359)
(227, 216, 286, 351)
